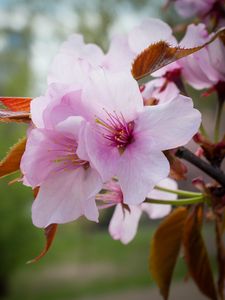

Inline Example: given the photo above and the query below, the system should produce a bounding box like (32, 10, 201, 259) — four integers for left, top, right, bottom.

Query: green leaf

(150, 207, 188, 300)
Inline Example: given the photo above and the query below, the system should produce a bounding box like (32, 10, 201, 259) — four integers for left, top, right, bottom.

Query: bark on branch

(175, 147, 225, 187)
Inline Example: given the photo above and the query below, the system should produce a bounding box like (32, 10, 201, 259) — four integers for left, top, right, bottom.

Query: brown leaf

(0, 109, 30, 123)
(0, 97, 32, 112)
(27, 223, 58, 263)
(215, 216, 225, 300)
(0, 137, 27, 179)
(150, 207, 188, 300)
(164, 150, 187, 180)
(132, 27, 225, 84)
(183, 206, 218, 300)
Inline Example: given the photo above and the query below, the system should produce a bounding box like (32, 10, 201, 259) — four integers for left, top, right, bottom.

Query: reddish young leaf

(0, 97, 32, 112)
(150, 207, 188, 300)
(164, 150, 187, 180)
(0, 109, 30, 123)
(132, 27, 225, 84)
(183, 206, 218, 300)
(215, 216, 225, 300)
(0, 137, 27, 179)
(27, 223, 58, 264)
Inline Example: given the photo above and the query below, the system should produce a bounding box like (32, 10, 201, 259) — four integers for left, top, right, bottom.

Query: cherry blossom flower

(21, 94, 102, 228)
(48, 18, 177, 83)
(48, 34, 104, 86)
(141, 76, 180, 106)
(170, 0, 225, 28)
(104, 18, 177, 72)
(179, 23, 225, 90)
(78, 69, 201, 205)
(100, 178, 177, 244)
(173, 0, 216, 19)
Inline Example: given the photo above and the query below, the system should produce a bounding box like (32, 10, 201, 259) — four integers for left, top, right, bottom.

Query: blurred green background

(0, 1, 218, 299)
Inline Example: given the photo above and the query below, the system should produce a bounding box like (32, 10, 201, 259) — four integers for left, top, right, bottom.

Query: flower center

(96, 111, 135, 154)
(50, 137, 89, 171)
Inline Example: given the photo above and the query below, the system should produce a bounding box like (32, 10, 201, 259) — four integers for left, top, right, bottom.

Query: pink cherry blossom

(78, 69, 201, 205)
(173, 0, 216, 18)
(21, 108, 102, 228)
(141, 76, 180, 106)
(105, 178, 178, 244)
(179, 23, 225, 90)
(104, 18, 177, 73)
(172, 0, 225, 28)
(48, 18, 177, 86)
(48, 34, 104, 86)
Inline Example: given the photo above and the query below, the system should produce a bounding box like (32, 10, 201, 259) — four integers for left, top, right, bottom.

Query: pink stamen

(96, 110, 135, 153)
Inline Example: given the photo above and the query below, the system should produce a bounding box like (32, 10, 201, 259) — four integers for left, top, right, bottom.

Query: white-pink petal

(32, 167, 102, 228)
(135, 95, 201, 151)
(109, 204, 142, 244)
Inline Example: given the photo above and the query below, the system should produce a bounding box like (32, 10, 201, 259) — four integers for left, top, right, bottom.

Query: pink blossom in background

(173, 0, 216, 18)
(78, 69, 201, 205)
(47, 18, 181, 101)
(104, 18, 177, 72)
(48, 34, 104, 86)
(171, 0, 225, 28)
(107, 178, 178, 244)
(179, 23, 225, 90)
(141, 75, 180, 106)
(48, 18, 177, 82)
(21, 96, 102, 227)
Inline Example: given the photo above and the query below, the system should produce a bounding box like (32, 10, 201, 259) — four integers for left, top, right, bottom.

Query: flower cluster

(1, 9, 225, 300)
(168, 0, 225, 29)
(20, 18, 201, 242)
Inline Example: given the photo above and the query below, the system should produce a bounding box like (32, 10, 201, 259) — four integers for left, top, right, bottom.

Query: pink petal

(32, 167, 102, 228)
(142, 79, 180, 104)
(48, 34, 104, 86)
(56, 116, 84, 140)
(83, 122, 120, 181)
(128, 18, 176, 54)
(141, 178, 178, 219)
(117, 147, 170, 205)
(82, 69, 143, 122)
(109, 204, 142, 244)
(135, 94, 201, 151)
(21, 129, 65, 187)
(104, 34, 134, 72)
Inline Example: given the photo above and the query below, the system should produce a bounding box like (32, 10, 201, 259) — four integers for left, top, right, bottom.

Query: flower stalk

(155, 185, 202, 197)
(145, 195, 205, 206)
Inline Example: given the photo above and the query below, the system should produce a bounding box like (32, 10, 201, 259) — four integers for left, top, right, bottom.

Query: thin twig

(175, 147, 225, 187)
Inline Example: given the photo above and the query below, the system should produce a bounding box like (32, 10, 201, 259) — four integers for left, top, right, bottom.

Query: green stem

(144, 195, 204, 206)
(155, 185, 202, 197)
(214, 96, 224, 143)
